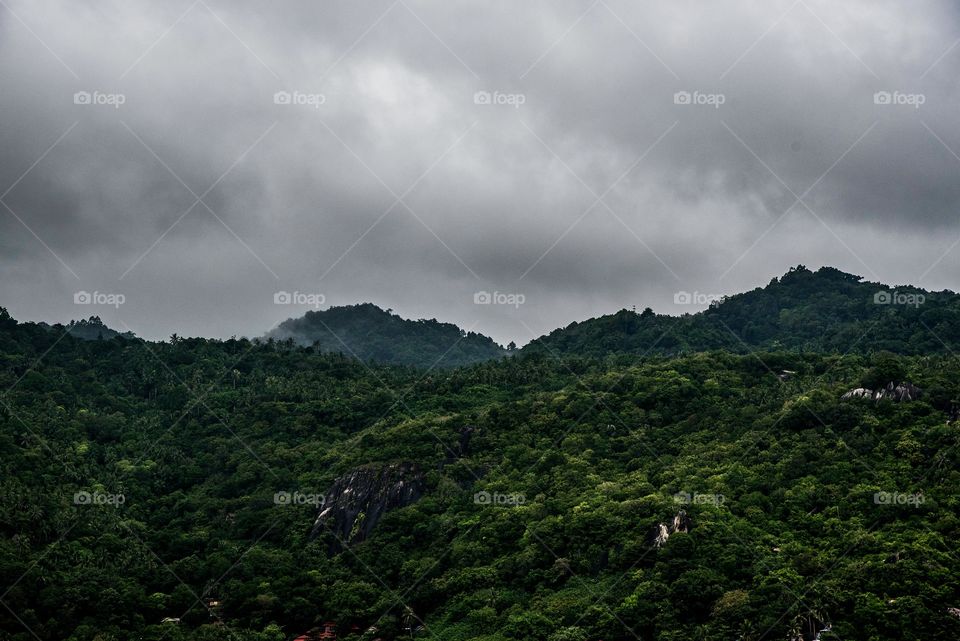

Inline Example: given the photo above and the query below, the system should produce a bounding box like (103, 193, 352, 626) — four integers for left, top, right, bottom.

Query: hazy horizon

(13, 263, 954, 347)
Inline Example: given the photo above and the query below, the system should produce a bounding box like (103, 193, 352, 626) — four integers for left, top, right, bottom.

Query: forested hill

(1, 303, 959, 640)
(523, 266, 959, 358)
(36, 316, 135, 341)
(265, 303, 507, 368)
(30, 267, 959, 368)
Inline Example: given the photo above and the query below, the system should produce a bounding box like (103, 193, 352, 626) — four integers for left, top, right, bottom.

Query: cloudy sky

(2, 0, 960, 346)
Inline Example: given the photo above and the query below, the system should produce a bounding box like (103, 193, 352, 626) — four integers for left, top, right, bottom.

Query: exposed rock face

(788, 614, 830, 641)
(652, 523, 670, 547)
(440, 425, 477, 470)
(875, 381, 921, 402)
(841, 382, 921, 402)
(947, 403, 960, 425)
(311, 462, 424, 547)
(455, 425, 476, 457)
(650, 510, 691, 547)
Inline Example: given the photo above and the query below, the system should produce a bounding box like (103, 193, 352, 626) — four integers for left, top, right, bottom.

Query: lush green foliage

(266, 303, 507, 368)
(524, 266, 960, 358)
(37, 316, 136, 341)
(2, 300, 959, 641)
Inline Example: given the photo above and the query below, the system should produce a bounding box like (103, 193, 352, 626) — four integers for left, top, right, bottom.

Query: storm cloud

(2, 0, 960, 345)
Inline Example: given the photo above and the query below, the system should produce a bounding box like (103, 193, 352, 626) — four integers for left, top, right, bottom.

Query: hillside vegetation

(523, 266, 957, 358)
(1, 297, 959, 640)
(266, 303, 507, 369)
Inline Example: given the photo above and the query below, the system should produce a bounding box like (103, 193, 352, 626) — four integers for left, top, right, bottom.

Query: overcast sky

(2, 0, 960, 346)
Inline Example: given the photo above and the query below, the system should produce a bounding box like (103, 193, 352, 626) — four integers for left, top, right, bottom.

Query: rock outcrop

(875, 381, 921, 402)
(787, 614, 830, 641)
(440, 425, 477, 470)
(454, 425, 476, 457)
(650, 510, 691, 547)
(311, 462, 425, 547)
(841, 381, 921, 403)
(947, 403, 960, 425)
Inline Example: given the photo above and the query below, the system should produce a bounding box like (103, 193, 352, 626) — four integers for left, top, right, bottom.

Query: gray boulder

(311, 462, 425, 549)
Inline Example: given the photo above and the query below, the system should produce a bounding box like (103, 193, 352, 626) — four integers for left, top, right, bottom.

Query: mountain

(36, 316, 136, 341)
(523, 265, 959, 358)
(1, 302, 958, 641)
(264, 267, 960, 372)
(265, 303, 507, 369)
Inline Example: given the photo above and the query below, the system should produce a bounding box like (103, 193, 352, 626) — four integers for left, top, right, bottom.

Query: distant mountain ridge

(265, 303, 507, 368)
(522, 265, 960, 357)
(37, 316, 135, 341)
(19, 266, 960, 366)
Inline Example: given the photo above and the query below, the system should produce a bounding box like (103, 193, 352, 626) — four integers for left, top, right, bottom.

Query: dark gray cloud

(2, 0, 960, 345)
